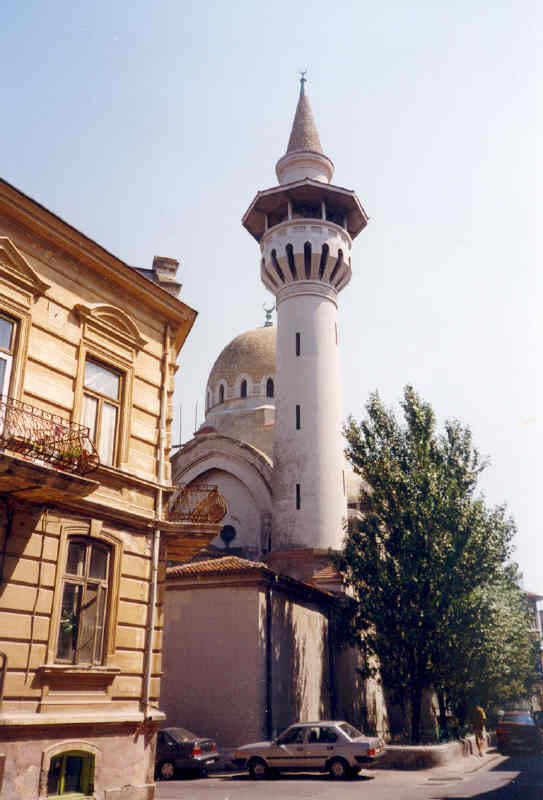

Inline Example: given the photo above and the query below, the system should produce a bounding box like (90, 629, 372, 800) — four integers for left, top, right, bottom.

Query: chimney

(151, 256, 182, 297)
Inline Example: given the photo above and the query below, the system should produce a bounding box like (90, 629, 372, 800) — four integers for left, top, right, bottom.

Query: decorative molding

(0, 236, 50, 298)
(74, 303, 147, 351)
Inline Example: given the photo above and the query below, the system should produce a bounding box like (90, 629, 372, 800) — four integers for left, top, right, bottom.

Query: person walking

(471, 700, 486, 757)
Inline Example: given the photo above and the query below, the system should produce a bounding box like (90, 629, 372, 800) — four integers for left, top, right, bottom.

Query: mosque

(160, 78, 389, 746)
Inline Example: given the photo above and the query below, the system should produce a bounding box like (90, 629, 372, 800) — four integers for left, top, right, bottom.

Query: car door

(269, 726, 308, 770)
(303, 725, 340, 768)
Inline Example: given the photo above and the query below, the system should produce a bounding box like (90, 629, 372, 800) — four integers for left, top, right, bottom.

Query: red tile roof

(312, 565, 342, 583)
(167, 555, 270, 578)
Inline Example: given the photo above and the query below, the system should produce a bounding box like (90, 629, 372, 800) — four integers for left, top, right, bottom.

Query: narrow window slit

(296, 404, 301, 430)
(296, 483, 301, 510)
(271, 250, 285, 283)
(286, 244, 297, 279)
(328, 249, 343, 284)
(295, 332, 301, 356)
(304, 242, 312, 278)
(319, 244, 329, 280)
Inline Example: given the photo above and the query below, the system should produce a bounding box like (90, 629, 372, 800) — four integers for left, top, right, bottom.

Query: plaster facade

(0, 179, 222, 799)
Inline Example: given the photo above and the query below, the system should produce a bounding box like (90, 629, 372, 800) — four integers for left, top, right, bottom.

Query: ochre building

(0, 179, 224, 800)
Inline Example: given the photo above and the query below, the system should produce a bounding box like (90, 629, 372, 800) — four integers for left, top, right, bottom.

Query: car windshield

(502, 713, 534, 725)
(167, 727, 197, 741)
(339, 722, 364, 740)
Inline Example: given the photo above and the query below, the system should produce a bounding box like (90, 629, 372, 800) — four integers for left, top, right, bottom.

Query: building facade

(0, 179, 225, 800)
(163, 82, 389, 747)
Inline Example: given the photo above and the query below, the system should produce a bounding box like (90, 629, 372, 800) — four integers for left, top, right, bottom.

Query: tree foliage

(334, 386, 539, 742)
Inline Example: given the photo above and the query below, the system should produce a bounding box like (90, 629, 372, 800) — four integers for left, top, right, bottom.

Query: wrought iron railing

(0, 395, 99, 475)
(168, 484, 227, 524)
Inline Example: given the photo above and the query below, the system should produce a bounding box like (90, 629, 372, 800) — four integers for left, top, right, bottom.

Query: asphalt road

(156, 752, 543, 800)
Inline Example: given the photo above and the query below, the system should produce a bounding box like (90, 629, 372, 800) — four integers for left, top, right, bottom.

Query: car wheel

(249, 757, 269, 779)
(328, 757, 349, 779)
(159, 761, 176, 780)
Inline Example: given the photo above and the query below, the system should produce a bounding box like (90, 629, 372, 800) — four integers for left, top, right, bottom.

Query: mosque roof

(207, 324, 276, 391)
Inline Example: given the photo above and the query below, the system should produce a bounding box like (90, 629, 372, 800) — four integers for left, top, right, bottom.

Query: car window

(339, 722, 364, 740)
(277, 726, 306, 744)
(168, 727, 196, 741)
(502, 713, 534, 725)
(317, 727, 338, 743)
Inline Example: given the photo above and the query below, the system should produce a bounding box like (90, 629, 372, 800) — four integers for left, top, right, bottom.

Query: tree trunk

(437, 690, 448, 739)
(410, 686, 423, 744)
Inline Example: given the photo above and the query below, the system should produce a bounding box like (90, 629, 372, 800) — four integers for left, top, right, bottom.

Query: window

(296, 404, 301, 430)
(219, 385, 225, 404)
(47, 750, 94, 796)
(82, 360, 121, 466)
(240, 379, 247, 398)
(0, 314, 15, 397)
(296, 483, 301, 510)
(295, 332, 301, 356)
(278, 726, 306, 745)
(56, 538, 111, 665)
(266, 378, 274, 398)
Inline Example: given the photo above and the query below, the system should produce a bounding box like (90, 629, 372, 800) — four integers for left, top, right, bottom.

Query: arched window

(266, 378, 274, 398)
(47, 750, 94, 796)
(240, 379, 247, 399)
(219, 385, 225, 404)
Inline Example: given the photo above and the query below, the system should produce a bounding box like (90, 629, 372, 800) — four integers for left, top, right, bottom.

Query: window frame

(82, 358, 123, 467)
(46, 749, 94, 797)
(55, 536, 111, 666)
(73, 344, 134, 470)
(48, 520, 123, 668)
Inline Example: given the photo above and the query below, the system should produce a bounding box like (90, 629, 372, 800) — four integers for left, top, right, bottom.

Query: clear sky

(2, 1, 540, 591)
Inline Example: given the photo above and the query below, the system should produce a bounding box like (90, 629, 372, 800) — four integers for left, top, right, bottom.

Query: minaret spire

(276, 76, 334, 184)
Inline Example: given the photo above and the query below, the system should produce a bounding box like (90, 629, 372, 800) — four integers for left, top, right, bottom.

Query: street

(156, 753, 543, 799)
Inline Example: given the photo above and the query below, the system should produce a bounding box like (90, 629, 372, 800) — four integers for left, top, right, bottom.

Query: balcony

(165, 484, 227, 563)
(0, 396, 99, 502)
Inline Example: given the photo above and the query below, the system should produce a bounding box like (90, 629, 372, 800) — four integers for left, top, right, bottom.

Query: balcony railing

(168, 484, 227, 524)
(0, 395, 99, 476)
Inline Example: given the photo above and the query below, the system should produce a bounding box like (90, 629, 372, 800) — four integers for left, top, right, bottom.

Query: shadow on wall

(269, 594, 331, 736)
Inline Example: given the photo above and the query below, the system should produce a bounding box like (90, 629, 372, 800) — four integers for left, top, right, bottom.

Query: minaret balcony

(260, 218, 353, 294)
(242, 178, 368, 243)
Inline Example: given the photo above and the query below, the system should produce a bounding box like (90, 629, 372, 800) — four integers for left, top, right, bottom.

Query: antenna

(179, 403, 182, 445)
(194, 401, 198, 433)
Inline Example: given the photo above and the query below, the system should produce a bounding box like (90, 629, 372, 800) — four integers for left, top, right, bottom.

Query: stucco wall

(0, 723, 155, 800)
(268, 590, 331, 735)
(162, 584, 266, 746)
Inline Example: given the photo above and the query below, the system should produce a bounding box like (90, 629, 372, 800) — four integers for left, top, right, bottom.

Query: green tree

(334, 386, 537, 742)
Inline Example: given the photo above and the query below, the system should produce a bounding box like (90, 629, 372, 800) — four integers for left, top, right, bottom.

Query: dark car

(496, 711, 543, 755)
(155, 727, 220, 780)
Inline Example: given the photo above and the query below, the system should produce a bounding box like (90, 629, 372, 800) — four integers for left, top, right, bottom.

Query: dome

(206, 325, 276, 411)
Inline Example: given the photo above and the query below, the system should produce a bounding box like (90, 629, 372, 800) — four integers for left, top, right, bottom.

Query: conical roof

(286, 83, 324, 155)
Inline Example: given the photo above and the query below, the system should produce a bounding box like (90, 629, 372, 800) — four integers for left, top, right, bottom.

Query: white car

(232, 720, 385, 779)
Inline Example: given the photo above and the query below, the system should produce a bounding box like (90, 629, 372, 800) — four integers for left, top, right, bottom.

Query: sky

(2, 1, 540, 591)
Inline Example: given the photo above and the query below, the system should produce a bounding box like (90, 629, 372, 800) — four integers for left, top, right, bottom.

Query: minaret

(242, 78, 368, 580)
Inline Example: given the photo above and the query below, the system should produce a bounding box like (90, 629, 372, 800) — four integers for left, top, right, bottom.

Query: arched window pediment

(74, 303, 147, 351)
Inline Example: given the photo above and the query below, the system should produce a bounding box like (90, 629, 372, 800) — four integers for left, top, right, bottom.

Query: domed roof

(207, 325, 276, 393)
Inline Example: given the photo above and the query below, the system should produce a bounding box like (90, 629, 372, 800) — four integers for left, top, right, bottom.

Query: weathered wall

(268, 589, 331, 736)
(0, 723, 155, 800)
(162, 584, 265, 746)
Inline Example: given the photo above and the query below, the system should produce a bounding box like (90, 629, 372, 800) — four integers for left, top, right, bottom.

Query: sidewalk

(207, 741, 501, 776)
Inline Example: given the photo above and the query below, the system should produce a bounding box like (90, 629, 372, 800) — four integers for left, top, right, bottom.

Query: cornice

(0, 179, 197, 353)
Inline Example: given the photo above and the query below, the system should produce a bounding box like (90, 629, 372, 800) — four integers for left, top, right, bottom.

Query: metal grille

(168, 485, 227, 524)
(0, 395, 99, 475)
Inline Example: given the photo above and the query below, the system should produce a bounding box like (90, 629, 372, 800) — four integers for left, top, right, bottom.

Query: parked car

(496, 711, 543, 755)
(232, 720, 385, 779)
(155, 727, 220, 780)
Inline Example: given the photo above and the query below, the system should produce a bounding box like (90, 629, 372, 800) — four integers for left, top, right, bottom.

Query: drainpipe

(142, 323, 170, 719)
(265, 578, 274, 740)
